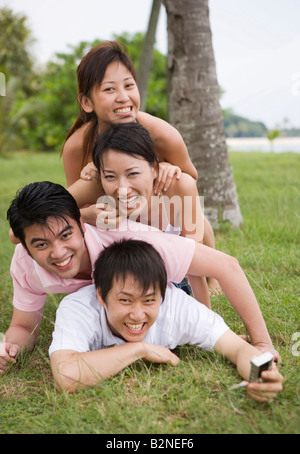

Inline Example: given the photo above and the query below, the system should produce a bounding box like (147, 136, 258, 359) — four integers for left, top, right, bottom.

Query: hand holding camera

(246, 352, 283, 402)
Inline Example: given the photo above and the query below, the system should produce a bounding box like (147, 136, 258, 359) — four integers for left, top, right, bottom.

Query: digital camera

(249, 351, 274, 382)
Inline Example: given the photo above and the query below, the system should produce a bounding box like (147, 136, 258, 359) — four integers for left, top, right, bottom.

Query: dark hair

(94, 239, 167, 303)
(93, 122, 159, 173)
(63, 41, 137, 168)
(7, 181, 83, 250)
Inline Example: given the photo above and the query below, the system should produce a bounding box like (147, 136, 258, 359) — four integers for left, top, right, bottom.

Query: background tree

(137, 0, 162, 111)
(0, 7, 37, 152)
(117, 32, 167, 120)
(0, 7, 35, 94)
(162, 0, 243, 228)
(266, 128, 280, 152)
(14, 41, 88, 151)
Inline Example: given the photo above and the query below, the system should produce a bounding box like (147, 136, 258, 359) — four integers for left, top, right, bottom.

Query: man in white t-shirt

(1, 181, 280, 374)
(49, 239, 283, 402)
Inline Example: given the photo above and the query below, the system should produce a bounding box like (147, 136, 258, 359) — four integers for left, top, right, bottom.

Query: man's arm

(214, 330, 283, 402)
(50, 342, 179, 393)
(4, 307, 43, 350)
(188, 243, 280, 360)
(0, 307, 43, 372)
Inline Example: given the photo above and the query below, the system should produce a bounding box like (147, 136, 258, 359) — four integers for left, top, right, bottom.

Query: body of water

(226, 137, 300, 153)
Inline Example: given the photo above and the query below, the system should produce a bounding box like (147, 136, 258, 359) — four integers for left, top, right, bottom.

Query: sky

(2, 0, 300, 129)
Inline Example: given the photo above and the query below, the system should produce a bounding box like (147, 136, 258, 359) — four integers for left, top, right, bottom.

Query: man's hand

(0, 342, 20, 373)
(142, 343, 180, 366)
(253, 342, 282, 363)
(246, 363, 284, 402)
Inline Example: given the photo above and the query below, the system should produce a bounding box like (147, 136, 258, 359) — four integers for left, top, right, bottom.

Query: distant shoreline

(226, 137, 300, 153)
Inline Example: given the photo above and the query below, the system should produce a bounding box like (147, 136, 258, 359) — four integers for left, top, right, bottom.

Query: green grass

(0, 150, 299, 434)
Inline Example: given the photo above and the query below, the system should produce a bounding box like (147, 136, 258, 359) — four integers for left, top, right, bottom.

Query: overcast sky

(3, 0, 300, 129)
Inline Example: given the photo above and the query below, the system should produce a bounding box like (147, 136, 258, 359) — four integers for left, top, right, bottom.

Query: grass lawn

(0, 150, 299, 434)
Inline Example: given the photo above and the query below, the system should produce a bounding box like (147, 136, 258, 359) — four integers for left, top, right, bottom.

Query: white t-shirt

(49, 284, 229, 356)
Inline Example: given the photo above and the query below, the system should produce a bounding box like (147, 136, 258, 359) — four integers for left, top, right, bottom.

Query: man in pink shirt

(0, 181, 279, 373)
(10, 206, 194, 313)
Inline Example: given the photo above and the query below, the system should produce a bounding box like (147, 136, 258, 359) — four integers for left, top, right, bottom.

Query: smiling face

(100, 149, 157, 216)
(97, 274, 161, 342)
(81, 61, 140, 125)
(23, 217, 91, 279)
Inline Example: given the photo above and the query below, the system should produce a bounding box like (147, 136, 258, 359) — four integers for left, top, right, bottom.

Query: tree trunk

(137, 0, 162, 111)
(162, 0, 243, 228)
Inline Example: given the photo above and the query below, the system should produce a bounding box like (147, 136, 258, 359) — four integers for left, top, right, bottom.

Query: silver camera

(249, 351, 274, 382)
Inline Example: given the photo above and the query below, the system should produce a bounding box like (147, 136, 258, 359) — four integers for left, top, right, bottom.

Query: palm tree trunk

(162, 0, 242, 228)
(137, 0, 162, 111)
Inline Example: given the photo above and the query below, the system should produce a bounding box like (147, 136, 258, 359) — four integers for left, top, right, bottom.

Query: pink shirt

(10, 221, 195, 312)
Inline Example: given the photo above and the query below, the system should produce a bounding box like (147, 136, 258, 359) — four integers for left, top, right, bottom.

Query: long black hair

(93, 122, 159, 173)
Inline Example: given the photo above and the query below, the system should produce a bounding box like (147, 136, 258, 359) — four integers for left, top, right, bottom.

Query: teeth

(115, 107, 131, 114)
(119, 195, 138, 205)
(55, 257, 71, 267)
(125, 323, 144, 331)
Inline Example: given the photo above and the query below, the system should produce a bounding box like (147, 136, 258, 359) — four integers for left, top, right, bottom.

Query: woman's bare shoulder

(62, 124, 91, 186)
(137, 112, 179, 138)
(137, 112, 197, 178)
(167, 172, 198, 198)
(63, 124, 89, 156)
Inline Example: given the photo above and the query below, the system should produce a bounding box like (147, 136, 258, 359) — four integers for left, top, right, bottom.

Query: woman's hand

(95, 204, 124, 230)
(154, 162, 182, 196)
(95, 196, 125, 230)
(80, 198, 124, 230)
(80, 162, 99, 181)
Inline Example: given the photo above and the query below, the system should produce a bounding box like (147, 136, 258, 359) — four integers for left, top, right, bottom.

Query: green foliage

(223, 110, 267, 138)
(0, 9, 168, 154)
(3, 7, 296, 152)
(0, 7, 38, 153)
(12, 41, 92, 151)
(266, 129, 281, 152)
(0, 7, 35, 93)
(266, 129, 280, 141)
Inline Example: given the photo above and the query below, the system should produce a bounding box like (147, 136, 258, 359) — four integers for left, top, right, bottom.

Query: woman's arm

(137, 112, 198, 180)
(166, 173, 210, 306)
(62, 125, 89, 187)
(67, 177, 102, 208)
(67, 177, 107, 226)
(62, 113, 197, 187)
